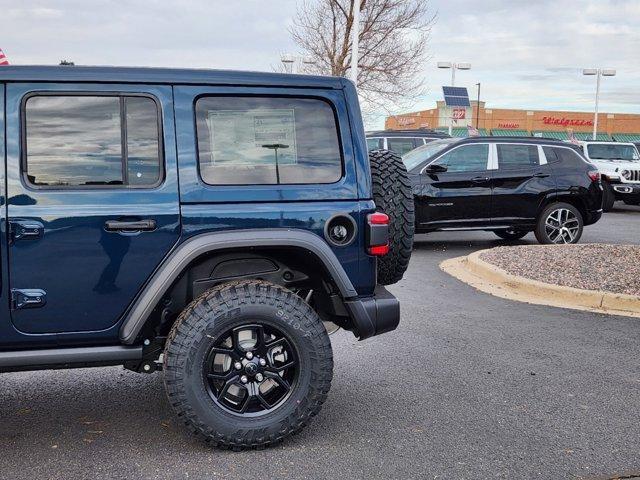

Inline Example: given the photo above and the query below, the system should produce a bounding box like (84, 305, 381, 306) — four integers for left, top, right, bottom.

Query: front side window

(25, 95, 161, 187)
(587, 143, 639, 161)
(496, 144, 539, 169)
(195, 96, 342, 185)
(402, 138, 456, 171)
(432, 144, 489, 173)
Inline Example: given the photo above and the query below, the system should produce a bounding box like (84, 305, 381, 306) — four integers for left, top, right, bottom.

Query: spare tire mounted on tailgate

(369, 149, 415, 285)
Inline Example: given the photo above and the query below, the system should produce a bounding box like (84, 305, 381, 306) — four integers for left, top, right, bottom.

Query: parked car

(403, 137, 603, 244)
(366, 128, 450, 155)
(0, 65, 415, 449)
(575, 140, 640, 210)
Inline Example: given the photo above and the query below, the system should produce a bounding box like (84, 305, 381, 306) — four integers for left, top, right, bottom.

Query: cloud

(0, 0, 298, 70)
(1, 0, 638, 129)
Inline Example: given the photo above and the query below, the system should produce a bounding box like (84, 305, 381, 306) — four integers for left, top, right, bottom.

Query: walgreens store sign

(542, 116, 594, 127)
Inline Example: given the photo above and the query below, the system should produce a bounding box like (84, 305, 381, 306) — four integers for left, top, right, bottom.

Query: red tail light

(588, 170, 600, 182)
(368, 212, 389, 225)
(368, 244, 390, 256)
(366, 212, 390, 256)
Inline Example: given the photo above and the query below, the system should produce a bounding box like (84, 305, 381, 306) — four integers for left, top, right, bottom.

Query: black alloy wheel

(204, 323, 298, 416)
(164, 279, 333, 449)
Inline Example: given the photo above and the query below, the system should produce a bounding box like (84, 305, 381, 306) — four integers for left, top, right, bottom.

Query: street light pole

(350, 0, 361, 86)
(583, 67, 616, 140)
(437, 61, 471, 135)
(594, 72, 601, 141)
(475, 82, 481, 129)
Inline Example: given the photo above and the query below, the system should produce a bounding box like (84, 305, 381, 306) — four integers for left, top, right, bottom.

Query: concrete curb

(440, 249, 640, 318)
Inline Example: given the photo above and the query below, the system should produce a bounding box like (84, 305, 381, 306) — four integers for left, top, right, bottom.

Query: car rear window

(496, 144, 539, 169)
(387, 138, 417, 156)
(24, 95, 162, 188)
(195, 96, 343, 185)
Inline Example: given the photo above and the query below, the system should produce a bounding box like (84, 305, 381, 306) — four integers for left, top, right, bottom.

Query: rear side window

(24, 95, 162, 187)
(195, 96, 342, 185)
(545, 147, 584, 165)
(432, 144, 489, 173)
(496, 144, 539, 169)
(387, 138, 417, 156)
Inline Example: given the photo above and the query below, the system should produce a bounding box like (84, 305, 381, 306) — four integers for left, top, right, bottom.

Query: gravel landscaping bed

(479, 244, 640, 297)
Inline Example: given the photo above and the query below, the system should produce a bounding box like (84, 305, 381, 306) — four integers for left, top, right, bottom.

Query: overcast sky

(2, 0, 639, 128)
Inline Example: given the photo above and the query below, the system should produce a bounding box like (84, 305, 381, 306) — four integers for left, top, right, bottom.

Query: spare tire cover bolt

(234, 362, 242, 370)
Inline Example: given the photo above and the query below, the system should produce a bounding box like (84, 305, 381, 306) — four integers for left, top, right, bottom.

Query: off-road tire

(534, 202, 584, 245)
(602, 182, 615, 212)
(494, 229, 528, 241)
(163, 279, 333, 450)
(369, 149, 415, 285)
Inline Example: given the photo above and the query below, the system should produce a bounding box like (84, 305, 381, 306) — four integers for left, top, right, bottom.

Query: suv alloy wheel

(534, 202, 584, 244)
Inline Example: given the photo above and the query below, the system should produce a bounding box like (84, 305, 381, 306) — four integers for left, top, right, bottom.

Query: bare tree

(290, 0, 434, 111)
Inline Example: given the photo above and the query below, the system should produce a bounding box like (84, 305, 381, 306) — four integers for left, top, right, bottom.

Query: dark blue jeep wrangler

(0, 66, 414, 448)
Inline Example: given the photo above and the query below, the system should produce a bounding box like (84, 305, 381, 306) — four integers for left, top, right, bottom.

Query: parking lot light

(583, 67, 617, 140)
(437, 61, 472, 135)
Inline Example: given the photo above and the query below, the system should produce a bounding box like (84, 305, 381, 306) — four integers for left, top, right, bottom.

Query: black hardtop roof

(0, 65, 346, 89)
(455, 136, 570, 145)
(367, 128, 450, 137)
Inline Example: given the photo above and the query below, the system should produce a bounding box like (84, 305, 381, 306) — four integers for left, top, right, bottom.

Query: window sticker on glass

(206, 109, 298, 166)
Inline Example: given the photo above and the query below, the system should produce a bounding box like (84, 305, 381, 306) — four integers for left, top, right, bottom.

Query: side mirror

(425, 163, 448, 174)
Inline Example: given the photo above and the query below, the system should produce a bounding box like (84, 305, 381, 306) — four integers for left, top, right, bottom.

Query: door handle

(10, 220, 44, 242)
(470, 176, 490, 184)
(104, 219, 157, 232)
(533, 172, 549, 178)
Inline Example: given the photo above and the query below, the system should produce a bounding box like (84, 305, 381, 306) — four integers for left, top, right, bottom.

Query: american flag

(567, 129, 580, 145)
(0, 48, 9, 65)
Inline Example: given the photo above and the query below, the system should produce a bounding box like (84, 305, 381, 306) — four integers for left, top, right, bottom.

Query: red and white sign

(542, 116, 593, 127)
(452, 108, 466, 120)
(397, 116, 416, 126)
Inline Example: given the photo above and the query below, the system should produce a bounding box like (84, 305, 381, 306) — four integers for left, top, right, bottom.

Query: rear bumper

(344, 286, 400, 340)
(584, 208, 603, 226)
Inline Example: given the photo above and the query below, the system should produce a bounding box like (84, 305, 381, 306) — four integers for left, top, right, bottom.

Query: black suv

(366, 128, 450, 155)
(402, 137, 603, 244)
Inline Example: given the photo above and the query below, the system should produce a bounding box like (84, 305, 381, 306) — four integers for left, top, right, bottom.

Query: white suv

(576, 141, 640, 210)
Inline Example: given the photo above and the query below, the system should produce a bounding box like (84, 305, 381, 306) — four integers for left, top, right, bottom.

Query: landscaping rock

(479, 244, 640, 297)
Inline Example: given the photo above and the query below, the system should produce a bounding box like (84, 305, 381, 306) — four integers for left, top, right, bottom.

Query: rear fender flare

(118, 229, 357, 344)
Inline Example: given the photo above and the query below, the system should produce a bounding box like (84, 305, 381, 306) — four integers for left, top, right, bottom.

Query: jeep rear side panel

(173, 85, 377, 296)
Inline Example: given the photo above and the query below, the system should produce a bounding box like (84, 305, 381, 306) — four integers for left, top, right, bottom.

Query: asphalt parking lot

(1, 205, 639, 480)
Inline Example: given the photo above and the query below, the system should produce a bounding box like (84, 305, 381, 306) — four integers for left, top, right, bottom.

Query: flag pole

(350, 0, 361, 86)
